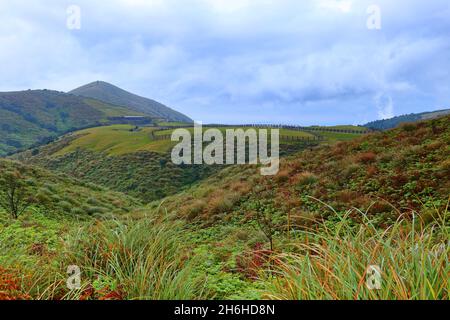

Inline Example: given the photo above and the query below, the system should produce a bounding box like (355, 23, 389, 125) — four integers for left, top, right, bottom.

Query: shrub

(58, 201, 73, 213)
(401, 122, 418, 132)
(294, 172, 318, 187)
(87, 197, 102, 206)
(275, 170, 290, 183)
(209, 193, 239, 215)
(70, 207, 85, 216)
(356, 152, 377, 164)
(184, 200, 206, 221)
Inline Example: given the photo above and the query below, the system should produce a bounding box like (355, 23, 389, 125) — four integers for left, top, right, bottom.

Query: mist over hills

(70, 81, 192, 123)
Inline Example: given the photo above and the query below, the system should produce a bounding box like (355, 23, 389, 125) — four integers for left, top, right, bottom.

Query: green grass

(52, 125, 322, 157)
(83, 98, 144, 118)
(319, 131, 362, 141)
(320, 125, 369, 132)
(156, 121, 192, 127)
(32, 123, 365, 158)
(0, 90, 150, 156)
(54, 125, 175, 156)
(61, 213, 208, 300)
(261, 202, 449, 300)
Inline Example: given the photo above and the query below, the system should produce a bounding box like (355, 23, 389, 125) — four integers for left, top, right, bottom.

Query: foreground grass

(0, 200, 448, 300)
(59, 213, 208, 300)
(0, 209, 208, 300)
(261, 202, 449, 300)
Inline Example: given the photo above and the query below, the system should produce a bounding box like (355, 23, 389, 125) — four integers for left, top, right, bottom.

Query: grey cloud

(0, 0, 449, 124)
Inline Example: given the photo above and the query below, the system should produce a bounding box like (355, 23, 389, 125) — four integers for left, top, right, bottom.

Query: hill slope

(14, 123, 365, 202)
(0, 158, 139, 219)
(2, 116, 448, 300)
(0, 90, 144, 156)
(364, 108, 450, 130)
(161, 115, 450, 223)
(134, 114, 448, 299)
(70, 81, 192, 123)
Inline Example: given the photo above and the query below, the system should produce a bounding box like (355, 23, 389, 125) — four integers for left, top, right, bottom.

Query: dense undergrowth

(1, 116, 449, 300)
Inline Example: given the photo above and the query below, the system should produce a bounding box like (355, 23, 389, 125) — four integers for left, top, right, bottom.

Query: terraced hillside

(14, 123, 366, 201)
(0, 89, 144, 156)
(1, 116, 448, 300)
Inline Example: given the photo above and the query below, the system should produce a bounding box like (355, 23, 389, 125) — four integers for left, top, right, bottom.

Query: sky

(0, 0, 449, 125)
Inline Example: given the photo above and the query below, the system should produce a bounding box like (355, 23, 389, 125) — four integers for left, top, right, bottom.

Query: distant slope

(160, 115, 450, 224)
(70, 81, 192, 123)
(13, 125, 224, 202)
(364, 108, 450, 130)
(0, 158, 139, 218)
(0, 89, 143, 156)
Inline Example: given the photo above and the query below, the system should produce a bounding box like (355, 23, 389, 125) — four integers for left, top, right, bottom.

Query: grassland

(1, 116, 448, 300)
(13, 122, 366, 202)
(53, 125, 175, 156)
(0, 90, 147, 156)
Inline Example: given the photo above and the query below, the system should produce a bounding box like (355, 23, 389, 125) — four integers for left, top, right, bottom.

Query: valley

(0, 82, 448, 301)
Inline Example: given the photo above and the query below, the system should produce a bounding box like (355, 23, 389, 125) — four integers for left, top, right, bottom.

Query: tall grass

(50, 213, 207, 300)
(262, 199, 449, 300)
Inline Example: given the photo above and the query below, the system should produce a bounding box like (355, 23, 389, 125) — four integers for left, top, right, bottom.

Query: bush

(294, 172, 318, 187)
(58, 201, 73, 213)
(356, 152, 377, 164)
(70, 207, 85, 216)
(262, 206, 449, 300)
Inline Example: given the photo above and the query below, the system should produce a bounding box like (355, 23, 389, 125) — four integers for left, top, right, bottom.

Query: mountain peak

(70, 81, 192, 123)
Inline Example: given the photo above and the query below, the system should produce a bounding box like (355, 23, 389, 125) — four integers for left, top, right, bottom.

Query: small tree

(0, 170, 34, 219)
(250, 199, 283, 252)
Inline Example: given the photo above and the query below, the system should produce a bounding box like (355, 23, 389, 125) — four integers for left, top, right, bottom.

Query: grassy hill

(0, 89, 145, 156)
(70, 81, 193, 123)
(163, 116, 450, 222)
(1, 116, 448, 300)
(147, 115, 449, 299)
(0, 159, 139, 219)
(14, 123, 366, 202)
(364, 108, 450, 131)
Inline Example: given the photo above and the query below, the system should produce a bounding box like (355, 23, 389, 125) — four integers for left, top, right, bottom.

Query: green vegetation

(53, 125, 174, 156)
(263, 206, 448, 300)
(0, 159, 139, 219)
(14, 123, 350, 202)
(0, 90, 144, 156)
(365, 108, 450, 131)
(70, 81, 193, 123)
(1, 115, 448, 300)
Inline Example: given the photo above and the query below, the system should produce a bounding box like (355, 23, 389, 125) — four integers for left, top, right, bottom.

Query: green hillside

(151, 115, 449, 299)
(2, 116, 448, 300)
(70, 81, 193, 123)
(14, 123, 365, 201)
(0, 90, 144, 156)
(0, 159, 139, 219)
(364, 108, 450, 131)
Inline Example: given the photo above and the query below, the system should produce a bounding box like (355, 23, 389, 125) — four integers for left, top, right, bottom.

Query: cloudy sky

(0, 0, 449, 124)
